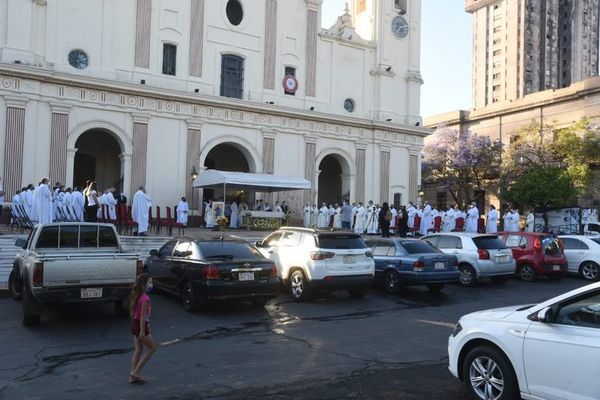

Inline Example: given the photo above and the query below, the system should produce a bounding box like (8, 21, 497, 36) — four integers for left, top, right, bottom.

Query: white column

(120, 153, 133, 200)
(66, 147, 78, 187)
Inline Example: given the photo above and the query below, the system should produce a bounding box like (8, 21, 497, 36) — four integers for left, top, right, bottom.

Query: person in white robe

(390, 206, 398, 234)
(72, 187, 85, 222)
(354, 203, 367, 234)
(238, 201, 249, 227)
(106, 188, 118, 220)
(132, 186, 152, 235)
(11, 190, 22, 221)
(33, 178, 53, 224)
(525, 210, 535, 232)
(97, 190, 107, 220)
(511, 210, 521, 232)
(177, 197, 189, 226)
(310, 204, 318, 227)
(328, 204, 336, 227)
(303, 203, 312, 227)
(419, 202, 433, 236)
(503, 210, 513, 232)
(351, 203, 358, 230)
(61, 188, 73, 220)
(466, 202, 480, 233)
(486, 205, 499, 234)
(229, 200, 239, 228)
(443, 207, 456, 232)
(22, 184, 34, 218)
(317, 203, 329, 228)
(407, 202, 417, 231)
(204, 200, 214, 228)
(333, 204, 342, 229)
(365, 202, 378, 234)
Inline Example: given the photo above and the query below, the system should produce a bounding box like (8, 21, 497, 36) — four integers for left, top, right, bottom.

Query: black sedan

(365, 238, 459, 293)
(145, 237, 279, 311)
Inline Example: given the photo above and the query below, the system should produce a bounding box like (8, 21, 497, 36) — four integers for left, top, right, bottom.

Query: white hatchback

(257, 228, 375, 301)
(448, 282, 600, 400)
(558, 235, 600, 281)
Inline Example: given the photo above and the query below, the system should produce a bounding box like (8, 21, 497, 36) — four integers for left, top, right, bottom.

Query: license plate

(81, 288, 103, 299)
(497, 256, 509, 262)
(553, 265, 561, 271)
(343, 256, 355, 264)
(238, 272, 255, 281)
(435, 262, 445, 270)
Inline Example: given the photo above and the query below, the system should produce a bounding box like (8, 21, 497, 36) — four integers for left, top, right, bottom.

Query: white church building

(0, 0, 427, 217)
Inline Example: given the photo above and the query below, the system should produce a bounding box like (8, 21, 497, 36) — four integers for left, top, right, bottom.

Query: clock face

(68, 50, 89, 69)
(283, 75, 298, 94)
(344, 98, 355, 113)
(391, 16, 409, 39)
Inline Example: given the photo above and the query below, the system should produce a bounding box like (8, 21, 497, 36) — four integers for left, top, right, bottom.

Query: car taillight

(533, 237, 542, 252)
(310, 251, 335, 261)
(365, 251, 373, 258)
(477, 249, 490, 260)
(136, 259, 144, 275)
(270, 263, 278, 278)
(202, 264, 221, 280)
(33, 262, 44, 287)
(413, 261, 425, 271)
(557, 239, 564, 251)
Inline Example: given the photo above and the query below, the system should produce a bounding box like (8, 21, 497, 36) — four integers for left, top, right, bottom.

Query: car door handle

(451, 252, 460, 255)
(509, 329, 525, 338)
(268, 250, 276, 254)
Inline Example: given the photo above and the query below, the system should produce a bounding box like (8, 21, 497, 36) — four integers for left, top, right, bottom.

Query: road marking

(416, 319, 456, 329)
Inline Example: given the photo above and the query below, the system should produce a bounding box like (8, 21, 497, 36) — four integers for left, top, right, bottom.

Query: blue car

(365, 238, 459, 293)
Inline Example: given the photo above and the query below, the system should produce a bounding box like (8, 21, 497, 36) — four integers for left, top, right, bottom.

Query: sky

(322, 0, 472, 118)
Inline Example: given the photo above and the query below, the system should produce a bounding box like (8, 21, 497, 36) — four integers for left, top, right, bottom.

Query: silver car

(421, 233, 515, 287)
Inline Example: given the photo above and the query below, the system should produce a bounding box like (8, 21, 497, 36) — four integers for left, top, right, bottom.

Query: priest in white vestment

(22, 185, 34, 218)
(354, 203, 367, 234)
(33, 179, 53, 224)
(106, 189, 118, 220)
(525, 210, 535, 232)
(511, 210, 521, 232)
(333, 204, 342, 229)
(72, 187, 85, 222)
(466, 203, 480, 233)
(503, 210, 513, 232)
(407, 203, 417, 231)
(317, 203, 329, 228)
(132, 186, 152, 235)
(303, 203, 312, 227)
(177, 197, 189, 226)
(390, 206, 398, 234)
(229, 201, 239, 228)
(204, 200, 214, 228)
(486, 205, 499, 234)
(419, 202, 432, 236)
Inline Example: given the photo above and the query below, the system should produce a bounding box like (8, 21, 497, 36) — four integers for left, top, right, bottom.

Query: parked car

(420, 233, 515, 287)
(256, 228, 375, 301)
(145, 236, 279, 311)
(8, 223, 143, 326)
(498, 232, 568, 282)
(448, 281, 600, 400)
(365, 238, 458, 293)
(558, 235, 600, 281)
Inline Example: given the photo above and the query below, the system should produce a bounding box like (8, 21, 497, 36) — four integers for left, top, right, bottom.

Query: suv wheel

(8, 269, 22, 300)
(458, 265, 477, 287)
(580, 262, 600, 281)
(462, 346, 519, 400)
(289, 270, 311, 302)
(519, 264, 536, 282)
(383, 270, 401, 294)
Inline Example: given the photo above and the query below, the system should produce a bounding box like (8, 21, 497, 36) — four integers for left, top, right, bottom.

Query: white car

(448, 282, 600, 400)
(256, 228, 375, 301)
(558, 235, 600, 281)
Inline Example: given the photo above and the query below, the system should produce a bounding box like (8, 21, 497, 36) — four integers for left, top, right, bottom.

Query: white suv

(256, 228, 375, 301)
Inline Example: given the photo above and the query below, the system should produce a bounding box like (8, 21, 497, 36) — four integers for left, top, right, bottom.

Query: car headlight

(452, 322, 463, 337)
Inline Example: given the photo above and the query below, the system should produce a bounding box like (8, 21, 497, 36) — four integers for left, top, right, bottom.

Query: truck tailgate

(40, 253, 139, 287)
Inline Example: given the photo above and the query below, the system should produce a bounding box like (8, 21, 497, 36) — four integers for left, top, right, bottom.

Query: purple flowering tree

(422, 124, 503, 206)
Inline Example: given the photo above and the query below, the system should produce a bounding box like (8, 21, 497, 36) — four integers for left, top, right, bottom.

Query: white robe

(407, 206, 417, 229)
(365, 206, 378, 234)
(22, 189, 33, 218)
(511, 212, 520, 232)
(132, 190, 152, 233)
(239, 202, 248, 227)
(62, 192, 73, 220)
(419, 205, 432, 235)
(525, 213, 535, 232)
(97, 193, 106, 219)
(311, 207, 318, 227)
(333, 207, 342, 229)
(486, 209, 499, 234)
(354, 206, 366, 234)
(72, 191, 85, 221)
(317, 206, 329, 228)
(466, 207, 480, 233)
(229, 202, 239, 228)
(33, 184, 53, 224)
(503, 213, 513, 232)
(443, 209, 456, 232)
(205, 203, 214, 228)
(105, 192, 117, 220)
(11, 194, 21, 220)
(303, 205, 312, 227)
(390, 208, 398, 231)
(177, 200, 189, 226)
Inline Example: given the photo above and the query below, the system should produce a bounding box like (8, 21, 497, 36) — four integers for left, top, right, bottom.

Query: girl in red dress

(129, 273, 156, 383)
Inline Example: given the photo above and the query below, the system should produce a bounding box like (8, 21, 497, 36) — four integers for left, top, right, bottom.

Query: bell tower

(352, 0, 423, 125)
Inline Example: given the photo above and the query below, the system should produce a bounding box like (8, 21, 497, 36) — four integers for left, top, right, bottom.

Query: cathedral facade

(0, 0, 427, 216)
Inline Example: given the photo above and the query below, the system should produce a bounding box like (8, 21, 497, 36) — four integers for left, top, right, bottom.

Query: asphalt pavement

(0, 277, 588, 400)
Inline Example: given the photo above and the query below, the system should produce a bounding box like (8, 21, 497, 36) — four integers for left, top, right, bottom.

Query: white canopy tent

(192, 169, 311, 193)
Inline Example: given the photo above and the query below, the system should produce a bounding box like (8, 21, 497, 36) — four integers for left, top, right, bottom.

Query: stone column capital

(186, 119, 203, 131)
(305, 0, 322, 11)
(119, 152, 133, 161)
(50, 102, 72, 114)
(262, 128, 277, 139)
(3, 95, 28, 108)
(132, 113, 150, 124)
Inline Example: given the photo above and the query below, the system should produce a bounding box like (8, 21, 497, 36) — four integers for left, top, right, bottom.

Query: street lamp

(191, 166, 198, 226)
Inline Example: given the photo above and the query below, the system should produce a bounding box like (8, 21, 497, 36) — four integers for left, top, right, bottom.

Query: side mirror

(255, 241, 263, 248)
(537, 307, 553, 323)
(149, 249, 158, 256)
(520, 244, 527, 249)
(15, 238, 27, 249)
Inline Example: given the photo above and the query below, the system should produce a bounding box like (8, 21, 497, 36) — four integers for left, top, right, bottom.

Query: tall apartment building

(466, 0, 600, 109)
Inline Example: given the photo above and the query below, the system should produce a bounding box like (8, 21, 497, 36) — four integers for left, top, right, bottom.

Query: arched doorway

(318, 154, 350, 205)
(203, 143, 252, 203)
(74, 129, 123, 191)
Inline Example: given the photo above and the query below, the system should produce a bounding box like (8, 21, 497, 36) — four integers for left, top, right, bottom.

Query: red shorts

(131, 319, 150, 336)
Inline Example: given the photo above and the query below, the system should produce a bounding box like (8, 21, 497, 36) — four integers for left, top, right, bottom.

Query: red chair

(126, 205, 138, 235)
(411, 216, 421, 236)
(148, 206, 155, 234)
(453, 217, 465, 232)
(428, 216, 442, 233)
(101, 204, 109, 223)
(116, 204, 126, 234)
(161, 206, 173, 236)
(477, 217, 486, 233)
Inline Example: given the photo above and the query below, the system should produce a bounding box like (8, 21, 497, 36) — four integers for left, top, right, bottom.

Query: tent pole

(224, 183, 227, 202)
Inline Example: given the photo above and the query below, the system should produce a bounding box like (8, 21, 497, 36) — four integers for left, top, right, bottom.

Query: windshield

(316, 234, 367, 249)
(473, 236, 508, 250)
(198, 242, 263, 260)
(400, 241, 441, 254)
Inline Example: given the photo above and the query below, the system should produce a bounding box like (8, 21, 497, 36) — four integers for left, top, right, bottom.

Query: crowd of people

(203, 197, 290, 229)
(303, 200, 536, 236)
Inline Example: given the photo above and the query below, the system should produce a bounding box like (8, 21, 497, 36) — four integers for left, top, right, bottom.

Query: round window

(226, 0, 243, 26)
(344, 98, 355, 113)
(68, 49, 89, 69)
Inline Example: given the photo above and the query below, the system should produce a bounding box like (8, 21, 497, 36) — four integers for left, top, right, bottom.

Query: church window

(162, 44, 177, 76)
(226, 0, 243, 26)
(344, 98, 355, 113)
(68, 49, 89, 69)
(220, 55, 245, 99)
